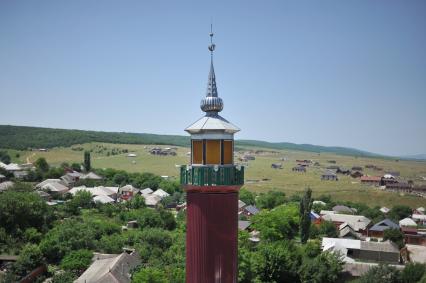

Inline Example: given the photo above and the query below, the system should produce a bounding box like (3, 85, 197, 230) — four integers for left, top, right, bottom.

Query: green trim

(180, 165, 244, 186)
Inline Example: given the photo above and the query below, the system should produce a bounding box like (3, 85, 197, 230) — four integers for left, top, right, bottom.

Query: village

(1, 148, 426, 282)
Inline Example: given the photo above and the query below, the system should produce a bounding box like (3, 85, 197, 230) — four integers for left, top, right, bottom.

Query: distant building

(360, 176, 381, 186)
(75, 250, 141, 283)
(333, 205, 356, 214)
(351, 171, 363, 178)
(367, 219, 399, 238)
(292, 166, 306, 172)
(321, 171, 338, 181)
(271, 163, 282, 169)
(337, 168, 351, 175)
(243, 205, 260, 216)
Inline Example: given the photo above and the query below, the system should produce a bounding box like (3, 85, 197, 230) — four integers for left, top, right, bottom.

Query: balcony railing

(180, 165, 244, 187)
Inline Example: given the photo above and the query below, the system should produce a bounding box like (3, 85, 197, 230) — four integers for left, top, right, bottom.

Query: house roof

(412, 214, 426, 221)
(399, 217, 417, 227)
(41, 182, 69, 193)
(238, 220, 251, 231)
(0, 181, 14, 192)
(313, 200, 326, 206)
(0, 162, 22, 171)
(152, 189, 170, 198)
(360, 241, 399, 253)
(333, 205, 355, 214)
(238, 200, 246, 209)
(36, 179, 63, 188)
(244, 205, 259, 215)
(143, 194, 162, 206)
(75, 251, 141, 283)
(380, 207, 390, 213)
(369, 219, 399, 232)
(140, 188, 153, 195)
(93, 195, 115, 204)
(81, 172, 103, 180)
(360, 176, 382, 182)
(185, 113, 240, 134)
(119, 185, 139, 193)
(322, 214, 371, 232)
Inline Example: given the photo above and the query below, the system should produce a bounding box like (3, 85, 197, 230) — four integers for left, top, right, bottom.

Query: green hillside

(0, 124, 383, 157)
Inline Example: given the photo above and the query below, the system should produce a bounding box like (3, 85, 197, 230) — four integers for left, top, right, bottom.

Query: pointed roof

(185, 113, 240, 134)
(369, 219, 399, 232)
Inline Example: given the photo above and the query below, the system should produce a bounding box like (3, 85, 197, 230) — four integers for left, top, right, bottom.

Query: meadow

(9, 142, 426, 208)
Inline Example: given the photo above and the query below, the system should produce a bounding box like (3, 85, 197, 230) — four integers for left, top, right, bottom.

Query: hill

(0, 124, 382, 157)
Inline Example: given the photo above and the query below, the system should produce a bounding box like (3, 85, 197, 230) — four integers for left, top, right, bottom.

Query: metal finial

(208, 24, 215, 54)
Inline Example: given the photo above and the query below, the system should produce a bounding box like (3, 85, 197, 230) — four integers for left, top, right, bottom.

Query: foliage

(132, 267, 169, 283)
(252, 203, 299, 241)
(383, 228, 405, 249)
(256, 190, 286, 209)
(299, 251, 343, 283)
(60, 249, 93, 272)
(0, 150, 11, 164)
(14, 244, 44, 277)
(318, 221, 339, 238)
(0, 186, 52, 235)
(84, 151, 91, 171)
(51, 271, 77, 283)
(24, 228, 42, 244)
(239, 188, 256, 205)
(34, 157, 50, 172)
(300, 188, 313, 244)
(64, 191, 93, 216)
(401, 263, 426, 283)
(388, 205, 413, 221)
(357, 264, 402, 283)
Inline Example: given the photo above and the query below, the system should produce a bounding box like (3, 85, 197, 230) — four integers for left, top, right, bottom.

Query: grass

(5, 142, 426, 208)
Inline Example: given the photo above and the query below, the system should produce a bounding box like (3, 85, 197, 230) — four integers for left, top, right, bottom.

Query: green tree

(401, 262, 426, 283)
(24, 228, 42, 244)
(383, 228, 405, 249)
(318, 221, 339, 238)
(252, 204, 299, 241)
(34, 157, 49, 172)
(299, 252, 343, 283)
(256, 190, 286, 209)
(251, 241, 301, 283)
(71, 163, 81, 172)
(60, 249, 93, 272)
(14, 244, 44, 276)
(0, 188, 52, 235)
(84, 151, 91, 171)
(239, 188, 256, 205)
(64, 190, 93, 215)
(0, 150, 11, 164)
(51, 271, 77, 283)
(132, 267, 168, 283)
(388, 205, 412, 221)
(358, 264, 402, 283)
(300, 188, 313, 244)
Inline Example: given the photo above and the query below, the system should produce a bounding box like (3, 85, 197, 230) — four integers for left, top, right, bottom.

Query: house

(385, 171, 400, 177)
(118, 185, 140, 201)
(382, 174, 397, 185)
(80, 172, 103, 180)
(321, 212, 371, 234)
(385, 182, 412, 193)
(321, 171, 338, 181)
(238, 200, 247, 213)
(352, 166, 363, 171)
(402, 227, 426, 246)
(271, 163, 282, 169)
(60, 171, 84, 187)
(238, 220, 251, 231)
(339, 222, 361, 239)
(412, 214, 426, 226)
(140, 188, 154, 195)
(413, 207, 425, 215)
(367, 219, 399, 238)
(0, 181, 14, 193)
(152, 189, 170, 199)
(333, 205, 356, 214)
(350, 171, 363, 178)
(243, 205, 260, 216)
(411, 186, 426, 198)
(322, 238, 400, 264)
(75, 250, 141, 283)
(0, 174, 5, 182)
(399, 217, 417, 227)
(40, 182, 69, 196)
(143, 194, 162, 207)
(310, 211, 321, 225)
(360, 176, 381, 186)
(337, 167, 351, 175)
(93, 195, 115, 204)
(36, 190, 51, 201)
(36, 179, 65, 189)
(68, 186, 118, 199)
(380, 207, 390, 214)
(292, 166, 306, 172)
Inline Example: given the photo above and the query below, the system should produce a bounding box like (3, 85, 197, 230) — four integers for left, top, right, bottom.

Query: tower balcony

(180, 165, 244, 187)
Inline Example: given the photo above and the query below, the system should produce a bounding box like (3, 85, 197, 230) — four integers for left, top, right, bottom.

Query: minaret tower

(180, 27, 244, 283)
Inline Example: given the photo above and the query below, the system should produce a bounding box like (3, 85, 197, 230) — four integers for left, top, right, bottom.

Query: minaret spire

(201, 24, 223, 114)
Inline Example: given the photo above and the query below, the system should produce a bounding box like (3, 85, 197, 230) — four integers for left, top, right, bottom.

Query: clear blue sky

(0, 1, 425, 156)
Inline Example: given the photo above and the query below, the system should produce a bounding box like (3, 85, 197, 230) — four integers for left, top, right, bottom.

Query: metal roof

(185, 113, 240, 134)
(369, 219, 399, 232)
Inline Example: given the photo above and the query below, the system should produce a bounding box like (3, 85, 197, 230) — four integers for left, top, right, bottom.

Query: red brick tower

(180, 28, 244, 283)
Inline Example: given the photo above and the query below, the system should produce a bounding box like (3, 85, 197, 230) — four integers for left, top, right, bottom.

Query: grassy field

(6, 142, 426, 208)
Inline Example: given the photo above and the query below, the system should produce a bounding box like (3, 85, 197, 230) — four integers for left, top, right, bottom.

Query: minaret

(180, 27, 244, 283)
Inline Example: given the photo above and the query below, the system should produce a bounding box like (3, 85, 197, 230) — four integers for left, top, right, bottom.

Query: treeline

(0, 125, 382, 157)
(0, 125, 190, 150)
